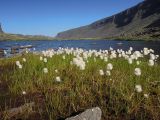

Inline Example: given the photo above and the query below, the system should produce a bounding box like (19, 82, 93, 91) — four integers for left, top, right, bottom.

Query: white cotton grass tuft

(43, 68, 48, 73)
(99, 69, 104, 76)
(62, 55, 66, 60)
(150, 54, 156, 60)
(128, 58, 133, 64)
(148, 59, 154, 66)
(22, 58, 26, 62)
(72, 57, 86, 70)
(55, 76, 61, 82)
(55, 69, 58, 73)
(144, 94, 149, 98)
(135, 85, 142, 93)
(136, 61, 140, 65)
(40, 56, 43, 61)
(43, 58, 47, 63)
(106, 63, 113, 70)
(106, 70, 111, 76)
(134, 68, 141, 76)
(18, 64, 23, 69)
(22, 91, 26, 95)
(16, 61, 23, 69)
(104, 57, 108, 62)
(16, 61, 21, 66)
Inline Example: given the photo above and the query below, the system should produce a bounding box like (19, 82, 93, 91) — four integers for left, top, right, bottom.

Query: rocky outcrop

(56, 0, 160, 40)
(65, 107, 102, 120)
(0, 23, 3, 33)
(1, 102, 35, 119)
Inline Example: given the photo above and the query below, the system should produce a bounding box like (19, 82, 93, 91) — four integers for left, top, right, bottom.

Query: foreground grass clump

(0, 47, 160, 120)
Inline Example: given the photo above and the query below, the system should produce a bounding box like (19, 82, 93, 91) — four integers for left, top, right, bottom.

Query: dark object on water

(117, 42, 123, 45)
(20, 45, 33, 49)
(11, 46, 19, 54)
(10, 45, 33, 54)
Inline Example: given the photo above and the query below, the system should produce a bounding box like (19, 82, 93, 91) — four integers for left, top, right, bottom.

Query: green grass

(0, 53, 160, 120)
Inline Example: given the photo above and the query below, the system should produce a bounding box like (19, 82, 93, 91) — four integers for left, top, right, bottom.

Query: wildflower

(16, 61, 22, 69)
(106, 63, 113, 70)
(104, 57, 108, 62)
(22, 58, 26, 62)
(150, 54, 155, 60)
(25, 50, 29, 53)
(106, 71, 111, 76)
(148, 59, 154, 66)
(135, 85, 142, 93)
(55, 69, 58, 73)
(143, 48, 149, 55)
(136, 61, 140, 65)
(109, 47, 113, 51)
(128, 58, 133, 64)
(22, 91, 26, 95)
(43, 68, 48, 73)
(129, 47, 133, 51)
(144, 94, 149, 98)
(99, 69, 104, 76)
(43, 58, 47, 63)
(40, 56, 43, 61)
(62, 55, 65, 60)
(79, 64, 85, 70)
(72, 57, 86, 70)
(16, 61, 21, 66)
(55, 76, 61, 82)
(18, 64, 23, 69)
(118, 54, 122, 58)
(134, 68, 141, 76)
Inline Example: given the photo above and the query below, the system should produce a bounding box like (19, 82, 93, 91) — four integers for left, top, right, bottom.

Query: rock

(65, 107, 102, 120)
(2, 102, 35, 119)
(0, 23, 3, 33)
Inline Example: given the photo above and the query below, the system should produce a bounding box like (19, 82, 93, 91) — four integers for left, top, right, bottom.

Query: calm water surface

(0, 40, 160, 55)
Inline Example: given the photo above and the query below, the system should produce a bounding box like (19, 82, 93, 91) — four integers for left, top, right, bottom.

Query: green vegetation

(0, 33, 54, 41)
(0, 52, 160, 120)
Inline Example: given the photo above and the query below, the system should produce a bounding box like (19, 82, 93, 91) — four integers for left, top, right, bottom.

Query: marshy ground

(0, 48, 160, 120)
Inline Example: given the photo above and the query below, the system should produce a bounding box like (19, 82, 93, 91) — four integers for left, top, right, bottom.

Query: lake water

(0, 40, 160, 55)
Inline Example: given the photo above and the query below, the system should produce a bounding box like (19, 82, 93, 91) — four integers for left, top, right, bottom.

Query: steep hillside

(56, 0, 160, 40)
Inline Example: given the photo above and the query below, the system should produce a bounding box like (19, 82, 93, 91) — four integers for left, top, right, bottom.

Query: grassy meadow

(0, 48, 160, 120)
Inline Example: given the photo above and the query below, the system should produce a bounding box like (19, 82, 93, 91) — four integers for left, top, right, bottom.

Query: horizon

(0, 0, 143, 37)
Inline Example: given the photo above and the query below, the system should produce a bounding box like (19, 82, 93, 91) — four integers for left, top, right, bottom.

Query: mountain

(56, 0, 160, 40)
(0, 33, 54, 41)
(0, 24, 53, 40)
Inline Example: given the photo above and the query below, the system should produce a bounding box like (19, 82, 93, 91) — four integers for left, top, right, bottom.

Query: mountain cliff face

(56, 0, 160, 40)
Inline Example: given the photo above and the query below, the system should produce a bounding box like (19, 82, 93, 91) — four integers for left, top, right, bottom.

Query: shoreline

(0, 37, 160, 41)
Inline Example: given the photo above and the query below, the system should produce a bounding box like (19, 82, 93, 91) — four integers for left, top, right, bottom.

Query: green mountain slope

(0, 33, 54, 41)
(56, 0, 160, 40)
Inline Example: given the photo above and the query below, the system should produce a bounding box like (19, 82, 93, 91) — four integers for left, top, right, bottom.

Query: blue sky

(0, 0, 143, 36)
